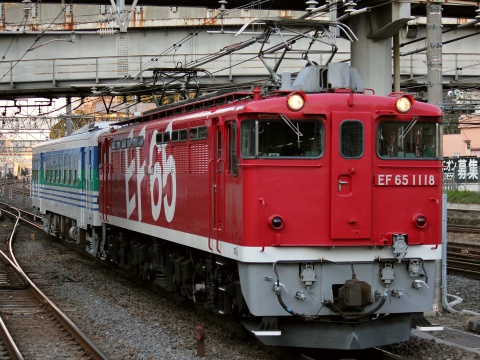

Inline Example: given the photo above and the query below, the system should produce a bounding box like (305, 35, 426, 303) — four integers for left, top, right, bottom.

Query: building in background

(443, 114, 480, 158)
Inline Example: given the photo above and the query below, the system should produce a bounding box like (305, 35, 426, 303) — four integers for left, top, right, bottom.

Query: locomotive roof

(110, 63, 369, 129)
(112, 89, 258, 127)
(70, 121, 114, 135)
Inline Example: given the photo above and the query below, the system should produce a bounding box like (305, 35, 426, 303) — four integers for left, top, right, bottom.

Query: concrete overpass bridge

(0, 0, 480, 151)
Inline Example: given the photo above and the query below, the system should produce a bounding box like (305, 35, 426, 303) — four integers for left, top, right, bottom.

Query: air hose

(273, 262, 388, 321)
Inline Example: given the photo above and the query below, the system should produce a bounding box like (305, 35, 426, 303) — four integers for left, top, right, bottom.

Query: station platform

(413, 327, 480, 355)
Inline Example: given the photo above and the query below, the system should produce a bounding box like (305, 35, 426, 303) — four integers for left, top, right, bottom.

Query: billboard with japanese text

(443, 157, 479, 183)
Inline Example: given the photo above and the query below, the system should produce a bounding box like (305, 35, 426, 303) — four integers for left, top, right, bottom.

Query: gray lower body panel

(242, 313, 413, 349)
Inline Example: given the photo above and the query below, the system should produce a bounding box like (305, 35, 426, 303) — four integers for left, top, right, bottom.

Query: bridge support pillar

(348, 3, 411, 96)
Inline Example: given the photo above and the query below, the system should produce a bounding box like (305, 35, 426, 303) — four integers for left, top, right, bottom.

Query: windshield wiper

(399, 117, 418, 140)
(279, 114, 303, 137)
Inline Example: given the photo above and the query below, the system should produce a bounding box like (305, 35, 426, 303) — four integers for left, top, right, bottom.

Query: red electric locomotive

(96, 63, 443, 349)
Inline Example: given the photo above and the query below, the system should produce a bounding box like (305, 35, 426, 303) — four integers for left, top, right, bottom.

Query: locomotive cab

(235, 89, 443, 349)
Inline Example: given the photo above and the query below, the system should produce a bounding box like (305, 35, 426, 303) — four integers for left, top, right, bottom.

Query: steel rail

(447, 224, 480, 234)
(0, 315, 23, 360)
(447, 241, 480, 277)
(0, 204, 109, 360)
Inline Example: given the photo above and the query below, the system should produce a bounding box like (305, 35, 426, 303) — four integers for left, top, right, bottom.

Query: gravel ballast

(6, 193, 480, 359)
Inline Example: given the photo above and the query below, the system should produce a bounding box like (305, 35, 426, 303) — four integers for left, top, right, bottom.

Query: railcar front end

(31, 123, 111, 253)
(235, 91, 443, 349)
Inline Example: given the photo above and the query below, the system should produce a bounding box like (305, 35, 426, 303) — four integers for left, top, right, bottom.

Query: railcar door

(330, 112, 372, 239)
(85, 147, 92, 213)
(39, 152, 45, 212)
(79, 147, 86, 228)
(210, 118, 224, 253)
(99, 138, 112, 221)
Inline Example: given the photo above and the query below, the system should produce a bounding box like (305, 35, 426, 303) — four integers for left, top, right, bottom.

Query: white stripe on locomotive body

(106, 211, 441, 317)
(105, 214, 442, 263)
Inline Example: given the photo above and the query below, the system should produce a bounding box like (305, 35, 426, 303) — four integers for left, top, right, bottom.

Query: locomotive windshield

(378, 121, 441, 159)
(241, 118, 323, 158)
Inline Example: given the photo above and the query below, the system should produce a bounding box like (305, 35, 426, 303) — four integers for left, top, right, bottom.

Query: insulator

(306, 0, 318, 12)
(97, 28, 117, 36)
(344, 1, 357, 13)
(219, 0, 227, 11)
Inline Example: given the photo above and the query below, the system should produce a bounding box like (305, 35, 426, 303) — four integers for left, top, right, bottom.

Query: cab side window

(340, 121, 363, 158)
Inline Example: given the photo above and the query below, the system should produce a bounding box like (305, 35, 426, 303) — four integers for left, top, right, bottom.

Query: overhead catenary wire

(2, 1, 479, 121)
(88, 0, 361, 103)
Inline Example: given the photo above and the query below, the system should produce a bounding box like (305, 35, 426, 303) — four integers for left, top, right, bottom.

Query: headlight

(395, 95, 414, 113)
(287, 92, 306, 111)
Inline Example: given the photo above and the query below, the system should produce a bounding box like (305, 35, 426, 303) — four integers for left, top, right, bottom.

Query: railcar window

(190, 127, 198, 140)
(156, 132, 170, 144)
(190, 126, 208, 140)
(340, 121, 363, 158)
(241, 119, 323, 158)
(132, 137, 138, 147)
(63, 154, 68, 184)
(74, 154, 78, 186)
(227, 121, 238, 176)
(179, 129, 187, 141)
(172, 129, 187, 142)
(138, 136, 144, 146)
(70, 154, 74, 185)
(198, 126, 207, 139)
(378, 121, 441, 159)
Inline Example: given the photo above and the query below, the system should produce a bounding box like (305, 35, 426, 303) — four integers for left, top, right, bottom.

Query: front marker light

(414, 214, 427, 229)
(269, 215, 284, 230)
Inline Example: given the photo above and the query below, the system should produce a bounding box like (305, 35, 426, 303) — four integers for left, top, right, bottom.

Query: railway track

(446, 214, 480, 276)
(447, 241, 480, 278)
(0, 202, 108, 359)
(447, 224, 480, 234)
(0, 187, 30, 200)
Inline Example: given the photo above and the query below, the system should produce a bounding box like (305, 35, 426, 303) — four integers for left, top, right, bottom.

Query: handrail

(215, 158, 225, 254)
(259, 198, 266, 252)
(207, 159, 214, 251)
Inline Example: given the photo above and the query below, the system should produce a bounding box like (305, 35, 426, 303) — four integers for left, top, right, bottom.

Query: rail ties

(447, 241, 480, 278)
(447, 225, 480, 234)
(0, 203, 108, 359)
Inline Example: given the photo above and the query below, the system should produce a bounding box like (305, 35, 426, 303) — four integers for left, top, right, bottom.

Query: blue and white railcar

(31, 122, 112, 254)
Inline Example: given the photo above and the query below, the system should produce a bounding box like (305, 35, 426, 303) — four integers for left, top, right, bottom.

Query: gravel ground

(382, 232, 480, 360)
(13, 225, 275, 360)
(432, 232, 480, 331)
(5, 192, 480, 359)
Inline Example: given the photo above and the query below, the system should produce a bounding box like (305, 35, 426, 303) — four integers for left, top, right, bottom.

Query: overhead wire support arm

(109, 0, 139, 33)
(182, 37, 262, 69)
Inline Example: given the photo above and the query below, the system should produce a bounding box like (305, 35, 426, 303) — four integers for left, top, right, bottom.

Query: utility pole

(66, 97, 73, 136)
(426, 1, 443, 108)
(426, 1, 443, 315)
